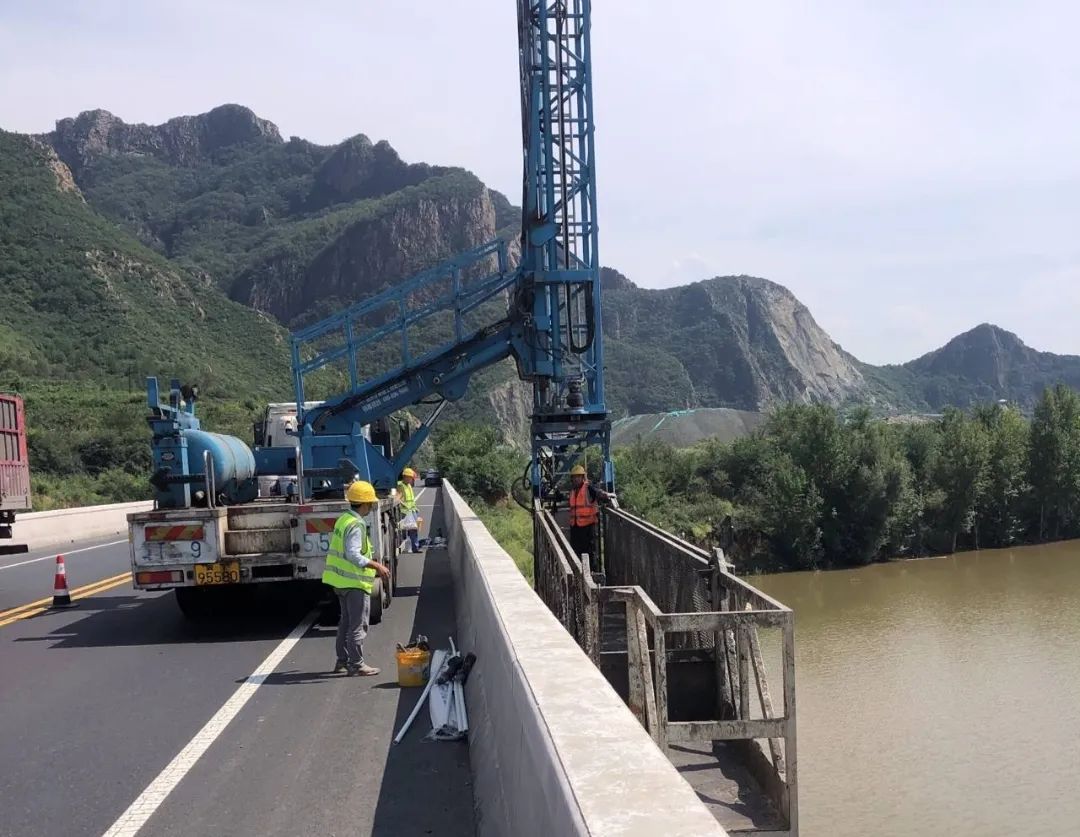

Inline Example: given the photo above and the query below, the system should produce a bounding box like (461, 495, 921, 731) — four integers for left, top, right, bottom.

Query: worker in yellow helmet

(397, 467, 421, 553)
(567, 463, 612, 570)
(324, 480, 391, 676)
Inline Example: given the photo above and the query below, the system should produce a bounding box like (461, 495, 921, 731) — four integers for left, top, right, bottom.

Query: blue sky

(3, 0, 1078, 364)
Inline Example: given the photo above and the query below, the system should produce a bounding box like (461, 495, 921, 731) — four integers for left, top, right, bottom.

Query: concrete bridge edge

(443, 482, 727, 837)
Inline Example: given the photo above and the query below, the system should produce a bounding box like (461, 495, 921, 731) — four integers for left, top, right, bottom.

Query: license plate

(194, 561, 240, 586)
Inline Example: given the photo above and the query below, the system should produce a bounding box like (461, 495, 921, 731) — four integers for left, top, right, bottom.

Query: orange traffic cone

(50, 555, 78, 609)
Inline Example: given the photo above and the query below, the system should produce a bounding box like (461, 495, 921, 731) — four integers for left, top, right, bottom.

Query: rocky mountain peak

(308, 133, 438, 209)
(49, 104, 281, 173)
(901, 322, 1080, 403)
(600, 267, 636, 291)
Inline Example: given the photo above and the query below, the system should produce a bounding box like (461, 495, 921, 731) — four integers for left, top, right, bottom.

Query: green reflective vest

(398, 481, 417, 513)
(322, 510, 376, 593)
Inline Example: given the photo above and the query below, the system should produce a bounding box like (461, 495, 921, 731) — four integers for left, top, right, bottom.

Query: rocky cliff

(42, 106, 508, 329)
(48, 104, 281, 174)
(604, 275, 867, 411)
(233, 177, 498, 323)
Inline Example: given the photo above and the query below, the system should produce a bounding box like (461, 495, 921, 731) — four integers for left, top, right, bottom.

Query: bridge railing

(535, 504, 799, 835)
(533, 504, 599, 662)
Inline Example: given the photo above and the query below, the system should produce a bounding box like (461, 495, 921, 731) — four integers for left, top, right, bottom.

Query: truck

(0, 392, 31, 554)
(127, 380, 401, 622)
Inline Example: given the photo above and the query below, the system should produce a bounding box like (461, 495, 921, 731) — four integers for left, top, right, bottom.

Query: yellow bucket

(396, 647, 431, 688)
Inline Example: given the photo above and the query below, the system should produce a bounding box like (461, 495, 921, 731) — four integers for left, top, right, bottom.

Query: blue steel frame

(285, 0, 612, 498)
(515, 0, 612, 491)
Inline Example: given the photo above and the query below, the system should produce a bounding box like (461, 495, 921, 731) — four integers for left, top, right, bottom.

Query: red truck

(0, 393, 31, 552)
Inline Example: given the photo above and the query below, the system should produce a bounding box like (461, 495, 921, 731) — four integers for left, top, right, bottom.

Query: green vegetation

(473, 504, 534, 581)
(0, 131, 292, 397)
(0, 129, 294, 506)
(430, 422, 534, 579)
(613, 388, 1080, 572)
(433, 387, 1080, 580)
(431, 422, 522, 503)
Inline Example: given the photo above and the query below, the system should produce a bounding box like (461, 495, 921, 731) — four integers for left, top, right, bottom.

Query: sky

(3, 0, 1079, 364)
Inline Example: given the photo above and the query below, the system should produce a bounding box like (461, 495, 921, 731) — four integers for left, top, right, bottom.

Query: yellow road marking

(0, 571, 132, 628)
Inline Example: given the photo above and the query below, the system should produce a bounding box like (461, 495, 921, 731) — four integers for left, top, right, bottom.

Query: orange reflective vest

(569, 483, 599, 527)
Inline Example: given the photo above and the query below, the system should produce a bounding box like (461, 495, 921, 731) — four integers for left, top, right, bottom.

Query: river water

(750, 541, 1080, 837)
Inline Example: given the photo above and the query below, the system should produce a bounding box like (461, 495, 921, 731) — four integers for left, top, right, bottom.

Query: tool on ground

(427, 638, 475, 742)
(50, 554, 77, 609)
(393, 655, 443, 745)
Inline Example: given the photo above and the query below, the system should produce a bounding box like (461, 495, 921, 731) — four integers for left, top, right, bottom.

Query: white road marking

(100, 609, 319, 837)
(0, 539, 128, 571)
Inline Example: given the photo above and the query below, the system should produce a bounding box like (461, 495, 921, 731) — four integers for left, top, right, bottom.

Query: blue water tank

(184, 430, 258, 505)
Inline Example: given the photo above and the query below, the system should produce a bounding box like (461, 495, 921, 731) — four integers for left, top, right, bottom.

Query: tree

(934, 409, 990, 552)
(432, 423, 522, 503)
(1028, 385, 1080, 539)
(974, 404, 1030, 547)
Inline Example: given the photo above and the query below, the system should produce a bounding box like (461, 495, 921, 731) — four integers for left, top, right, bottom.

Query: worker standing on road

(324, 480, 391, 677)
(397, 467, 421, 553)
(567, 464, 611, 570)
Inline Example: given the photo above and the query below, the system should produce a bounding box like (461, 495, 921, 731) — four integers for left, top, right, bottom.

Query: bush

(432, 422, 523, 503)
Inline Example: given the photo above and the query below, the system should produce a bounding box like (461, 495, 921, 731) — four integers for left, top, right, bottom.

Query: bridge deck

(600, 606, 786, 834)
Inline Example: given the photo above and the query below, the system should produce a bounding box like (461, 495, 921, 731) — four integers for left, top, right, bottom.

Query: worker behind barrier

(567, 464, 612, 570)
(324, 480, 391, 677)
(397, 467, 421, 553)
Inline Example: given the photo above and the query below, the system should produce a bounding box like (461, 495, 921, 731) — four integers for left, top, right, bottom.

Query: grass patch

(473, 502, 534, 583)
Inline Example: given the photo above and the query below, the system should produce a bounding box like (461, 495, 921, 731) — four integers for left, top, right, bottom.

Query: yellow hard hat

(570, 464, 586, 476)
(402, 467, 417, 479)
(346, 480, 377, 504)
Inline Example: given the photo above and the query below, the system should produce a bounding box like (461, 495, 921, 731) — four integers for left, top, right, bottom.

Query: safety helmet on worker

(570, 464, 587, 477)
(346, 480, 377, 505)
(402, 467, 417, 479)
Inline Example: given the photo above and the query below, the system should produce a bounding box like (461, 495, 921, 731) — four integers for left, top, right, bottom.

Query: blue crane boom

(291, 0, 611, 499)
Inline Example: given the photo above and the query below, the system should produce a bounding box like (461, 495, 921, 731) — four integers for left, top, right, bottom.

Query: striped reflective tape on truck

(144, 525, 205, 541)
(304, 518, 337, 534)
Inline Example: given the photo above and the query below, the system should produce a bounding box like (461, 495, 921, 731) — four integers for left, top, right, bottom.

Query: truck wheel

(370, 577, 383, 625)
(175, 587, 216, 622)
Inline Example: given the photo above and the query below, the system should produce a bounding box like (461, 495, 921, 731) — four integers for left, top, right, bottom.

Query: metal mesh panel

(603, 509, 714, 649)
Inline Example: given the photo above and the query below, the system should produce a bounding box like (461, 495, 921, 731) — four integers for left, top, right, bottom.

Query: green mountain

(0, 128, 290, 396)
(45, 105, 512, 328)
(5, 102, 1079, 502)
(877, 324, 1080, 411)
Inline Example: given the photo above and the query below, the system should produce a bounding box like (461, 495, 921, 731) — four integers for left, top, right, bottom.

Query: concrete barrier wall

(442, 482, 726, 837)
(15, 501, 153, 550)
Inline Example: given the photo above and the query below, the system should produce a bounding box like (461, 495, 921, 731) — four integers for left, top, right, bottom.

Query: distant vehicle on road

(0, 392, 31, 551)
(424, 468, 443, 487)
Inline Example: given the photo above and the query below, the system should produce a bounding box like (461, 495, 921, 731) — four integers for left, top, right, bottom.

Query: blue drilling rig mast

(288, 0, 610, 499)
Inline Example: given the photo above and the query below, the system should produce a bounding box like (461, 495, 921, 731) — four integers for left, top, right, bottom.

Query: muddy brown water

(750, 541, 1080, 837)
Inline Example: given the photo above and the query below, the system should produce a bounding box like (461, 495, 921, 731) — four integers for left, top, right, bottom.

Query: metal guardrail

(534, 504, 799, 835)
(533, 504, 599, 662)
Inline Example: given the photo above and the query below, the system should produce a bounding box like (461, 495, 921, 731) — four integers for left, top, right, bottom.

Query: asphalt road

(0, 488, 475, 837)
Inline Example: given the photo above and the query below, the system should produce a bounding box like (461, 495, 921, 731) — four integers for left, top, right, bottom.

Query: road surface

(0, 488, 474, 837)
